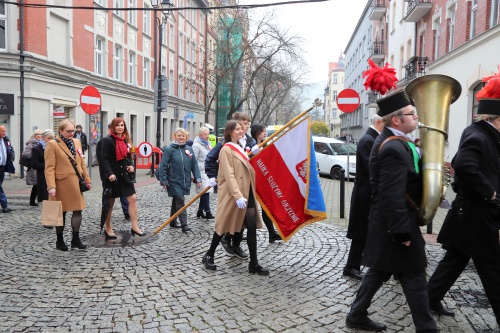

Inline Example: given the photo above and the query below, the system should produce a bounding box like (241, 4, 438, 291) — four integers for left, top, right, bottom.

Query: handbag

(56, 139, 89, 193)
(41, 200, 64, 226)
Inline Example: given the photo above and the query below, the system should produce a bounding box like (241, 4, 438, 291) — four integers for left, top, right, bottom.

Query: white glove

(236, 198, 248, 209)
(251, 145, 261, 155)
(208, 178, 217, 187)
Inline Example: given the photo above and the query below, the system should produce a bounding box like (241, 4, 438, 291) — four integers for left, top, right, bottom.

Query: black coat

(97, 136, 133, 182)
(438, 121, 500, 258)
(362, 127, 427, 272)
(0, 136, 15, 174)
(31, 143, 48, 202)
(347, 127, 379, 241)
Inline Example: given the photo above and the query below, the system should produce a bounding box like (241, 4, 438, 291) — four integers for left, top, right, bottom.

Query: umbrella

(100, 186, 114, 233)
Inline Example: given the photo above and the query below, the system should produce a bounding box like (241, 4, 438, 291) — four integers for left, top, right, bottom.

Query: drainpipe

(19, 0, 25, 178)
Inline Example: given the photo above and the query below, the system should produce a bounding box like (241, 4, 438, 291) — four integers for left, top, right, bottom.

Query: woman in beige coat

(202, 120, 268, 275)
(45, 119, 91, 251)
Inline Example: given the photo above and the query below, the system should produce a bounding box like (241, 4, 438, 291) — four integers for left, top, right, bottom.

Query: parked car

(313, 136, 356, 180)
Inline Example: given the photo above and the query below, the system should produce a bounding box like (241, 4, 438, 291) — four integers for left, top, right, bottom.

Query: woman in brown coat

(45, 119, 91, 251)
(202, 120, 268, 275)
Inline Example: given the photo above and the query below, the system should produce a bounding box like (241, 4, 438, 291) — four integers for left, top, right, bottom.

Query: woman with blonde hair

(45, 119, 91, 251)
(98, 117, 144, 238)
(192, 127, 214, 219)
(23, 129, 43, 206)
(158, 128, 202, 233)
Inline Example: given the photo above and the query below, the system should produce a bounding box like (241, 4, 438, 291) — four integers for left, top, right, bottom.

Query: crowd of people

(1, 63, 500, 331)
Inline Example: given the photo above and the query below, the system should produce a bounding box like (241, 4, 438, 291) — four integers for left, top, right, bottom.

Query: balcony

(369, 40, 386, 62)
(369, 0, 387, 21)
(366, 91, 381, 107)
(397, 56, 429, 87)
(404, 0, 432, 22)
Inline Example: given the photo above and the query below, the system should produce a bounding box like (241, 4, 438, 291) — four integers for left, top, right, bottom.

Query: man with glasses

(0, 125, 16, 213)
(346, 90, 438, 332)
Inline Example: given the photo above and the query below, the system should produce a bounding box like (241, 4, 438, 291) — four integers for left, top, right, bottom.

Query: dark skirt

(103, 174, 136, 198)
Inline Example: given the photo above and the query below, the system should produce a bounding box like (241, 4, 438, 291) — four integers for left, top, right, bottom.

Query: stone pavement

(0, 168, 498, 332)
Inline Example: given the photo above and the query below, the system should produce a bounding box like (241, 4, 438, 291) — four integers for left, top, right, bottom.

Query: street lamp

(152, 0, 174, 148)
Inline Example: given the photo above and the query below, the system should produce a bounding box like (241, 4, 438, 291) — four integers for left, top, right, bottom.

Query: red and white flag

(249, 117, 326, 241)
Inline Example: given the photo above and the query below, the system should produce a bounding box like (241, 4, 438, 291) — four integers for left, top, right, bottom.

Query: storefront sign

(53, 106, 65, 118)
(0, 94, 14, 115)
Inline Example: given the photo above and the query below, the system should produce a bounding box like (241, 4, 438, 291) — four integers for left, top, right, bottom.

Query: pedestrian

(192, 127, 215, 219)
(343, 114, 384, 280)
(23, 129, 43, 206)
(202, 120, 269, 275)
(45, 119, 91, 251)
(98, 117, 144, 238)
(346, 60, 437, 332)
(31, 129, 54, 228)
(427, 69, 500, 325)
(250, 123, 282, 243)
(158, 128, 202, 233)
(205, 112, 257, 258)
(0, 124, 15, 213)
(75, 124, 88, 155)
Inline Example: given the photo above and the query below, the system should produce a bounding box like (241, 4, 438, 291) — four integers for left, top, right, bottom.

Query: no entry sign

(337, 89, 360, 113)
(80, 86, 101, 115)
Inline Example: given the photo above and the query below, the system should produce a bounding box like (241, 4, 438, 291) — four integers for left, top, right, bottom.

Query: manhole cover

(84, 230, 159, 248)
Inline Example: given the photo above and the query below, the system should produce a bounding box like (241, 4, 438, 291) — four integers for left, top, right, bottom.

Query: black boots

(197, 210, 206, 218)
(71, 232, 87, 249)
(249, 263, 270, 276)
(56, 234, 68, 251)
(205, 212, 215, 219)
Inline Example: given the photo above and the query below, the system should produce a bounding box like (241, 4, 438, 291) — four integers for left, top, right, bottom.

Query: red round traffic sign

(337, 89, 360, 113)
(80, 86, 101, 115)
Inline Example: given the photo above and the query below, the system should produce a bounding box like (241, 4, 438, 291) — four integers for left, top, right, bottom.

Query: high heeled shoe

(104, 230, 118, 240)
(205, 212, 215, 219)
(249, 264, 270, 276)
(269, 232, 282, 243)
(196, 210, 206, 218)
(131, 228, 145, 237)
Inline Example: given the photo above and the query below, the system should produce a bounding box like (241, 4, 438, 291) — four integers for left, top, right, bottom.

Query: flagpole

(255, 99, 323, 150)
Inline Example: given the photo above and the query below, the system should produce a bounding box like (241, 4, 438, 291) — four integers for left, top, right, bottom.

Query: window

(0, 4, 7, 50)
(179, 33, 184, 57)
(94, 0, 105, 6)
(128, 0, 136, 26)
(114, 44, 123, 81)
(143, 58, 150, 89)
(169, 23, 175, 49)
(114, 0, 124, 19)
(470, 0, 477, 39)
(95, 37, 105, 76)
(332, 90, 337, 101)
(332, 109, 337, 119)
(192, 41, 196, 64)
(161, 24, 167, 45)
(448, 5, 455, 51)
(161, 65, 166, 76)
(333, 74, 338, 84)
(491, 0, 499, 27)
(128, 51, 136, 85)
(143, 3, 151, 35)
(186, 39, 190, 62)
(433, 18, 440, 60)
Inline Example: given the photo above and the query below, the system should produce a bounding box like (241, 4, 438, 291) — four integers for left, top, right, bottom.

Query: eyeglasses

(65, 130, 75, 133)
(35, 133, 42, 136)
(400, 113, 417, 117)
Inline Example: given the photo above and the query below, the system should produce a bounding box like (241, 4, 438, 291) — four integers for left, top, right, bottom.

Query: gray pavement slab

(0, 169, 498, 332)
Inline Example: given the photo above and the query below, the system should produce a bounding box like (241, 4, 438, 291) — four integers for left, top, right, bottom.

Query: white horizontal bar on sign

(81, 96, 101, 105)
(337, 97, 359, 104)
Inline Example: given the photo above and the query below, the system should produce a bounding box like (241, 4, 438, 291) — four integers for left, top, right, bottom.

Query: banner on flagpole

(249, 117, 326, 241)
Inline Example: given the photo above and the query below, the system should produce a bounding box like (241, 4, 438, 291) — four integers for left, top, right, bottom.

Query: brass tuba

(405, 74, 461, 226)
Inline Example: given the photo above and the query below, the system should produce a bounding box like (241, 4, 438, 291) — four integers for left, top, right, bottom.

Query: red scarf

(110, 133, 128, 161)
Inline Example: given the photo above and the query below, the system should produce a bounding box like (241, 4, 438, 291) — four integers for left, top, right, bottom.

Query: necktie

(0, 139, 6, 166)
(407, 142, 420, 174)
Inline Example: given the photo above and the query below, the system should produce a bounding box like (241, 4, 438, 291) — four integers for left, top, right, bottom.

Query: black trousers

(345, 239, 364, 270)
(350, 268, 437, 332)
(428, 247, 500, 326)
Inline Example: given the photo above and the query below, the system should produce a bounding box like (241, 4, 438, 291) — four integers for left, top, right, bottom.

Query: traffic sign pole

(337, 89, 360, 180)
(80, 85, 102, 179)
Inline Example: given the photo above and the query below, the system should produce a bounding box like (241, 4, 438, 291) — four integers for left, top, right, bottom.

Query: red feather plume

(476, 65, 500, 100)
(362, 59, 398, 95)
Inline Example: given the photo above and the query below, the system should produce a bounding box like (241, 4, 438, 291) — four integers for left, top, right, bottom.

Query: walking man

(0, 124, 16, 213)
(75, 125, 88, 155)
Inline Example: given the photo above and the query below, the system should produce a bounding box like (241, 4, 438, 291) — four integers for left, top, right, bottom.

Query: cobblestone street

(0, 169, 498, 332)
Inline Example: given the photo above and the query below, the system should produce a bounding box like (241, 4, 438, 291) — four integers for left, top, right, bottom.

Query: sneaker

(232, 246, 249, 259)
(221, 238, 235, 256)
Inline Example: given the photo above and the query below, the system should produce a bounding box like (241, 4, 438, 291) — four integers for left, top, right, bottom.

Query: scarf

(59, 133, 76, 157)
(197, 137, 211, 149)
(40, 140, 47, 149)
(110, 133, 128, 161)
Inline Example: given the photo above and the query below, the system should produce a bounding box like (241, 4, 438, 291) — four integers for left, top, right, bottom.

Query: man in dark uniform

(346, 90, 437, 332)
(344, 114, 384, 280)
(427, 77, 500, 325)
(0, 125, 15, 213)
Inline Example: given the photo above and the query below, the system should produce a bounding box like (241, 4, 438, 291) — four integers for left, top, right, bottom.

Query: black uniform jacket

(347, 127, 379, 241)
(438, 121, 500, 258)
(362, 127, 427, 272)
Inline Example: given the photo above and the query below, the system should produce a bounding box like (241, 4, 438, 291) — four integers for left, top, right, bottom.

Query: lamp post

(152, 0, 174, 148)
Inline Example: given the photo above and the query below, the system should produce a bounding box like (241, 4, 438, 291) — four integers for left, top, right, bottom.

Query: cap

(204, 123, 214, 130)
(376, 90, 412, 117)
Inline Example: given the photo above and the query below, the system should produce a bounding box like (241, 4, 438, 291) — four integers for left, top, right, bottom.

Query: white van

(313, 136, 356, 180)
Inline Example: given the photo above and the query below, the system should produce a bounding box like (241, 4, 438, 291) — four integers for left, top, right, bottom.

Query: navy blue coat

(1, 136, 15, 174)
(205, 134, 255, 179)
